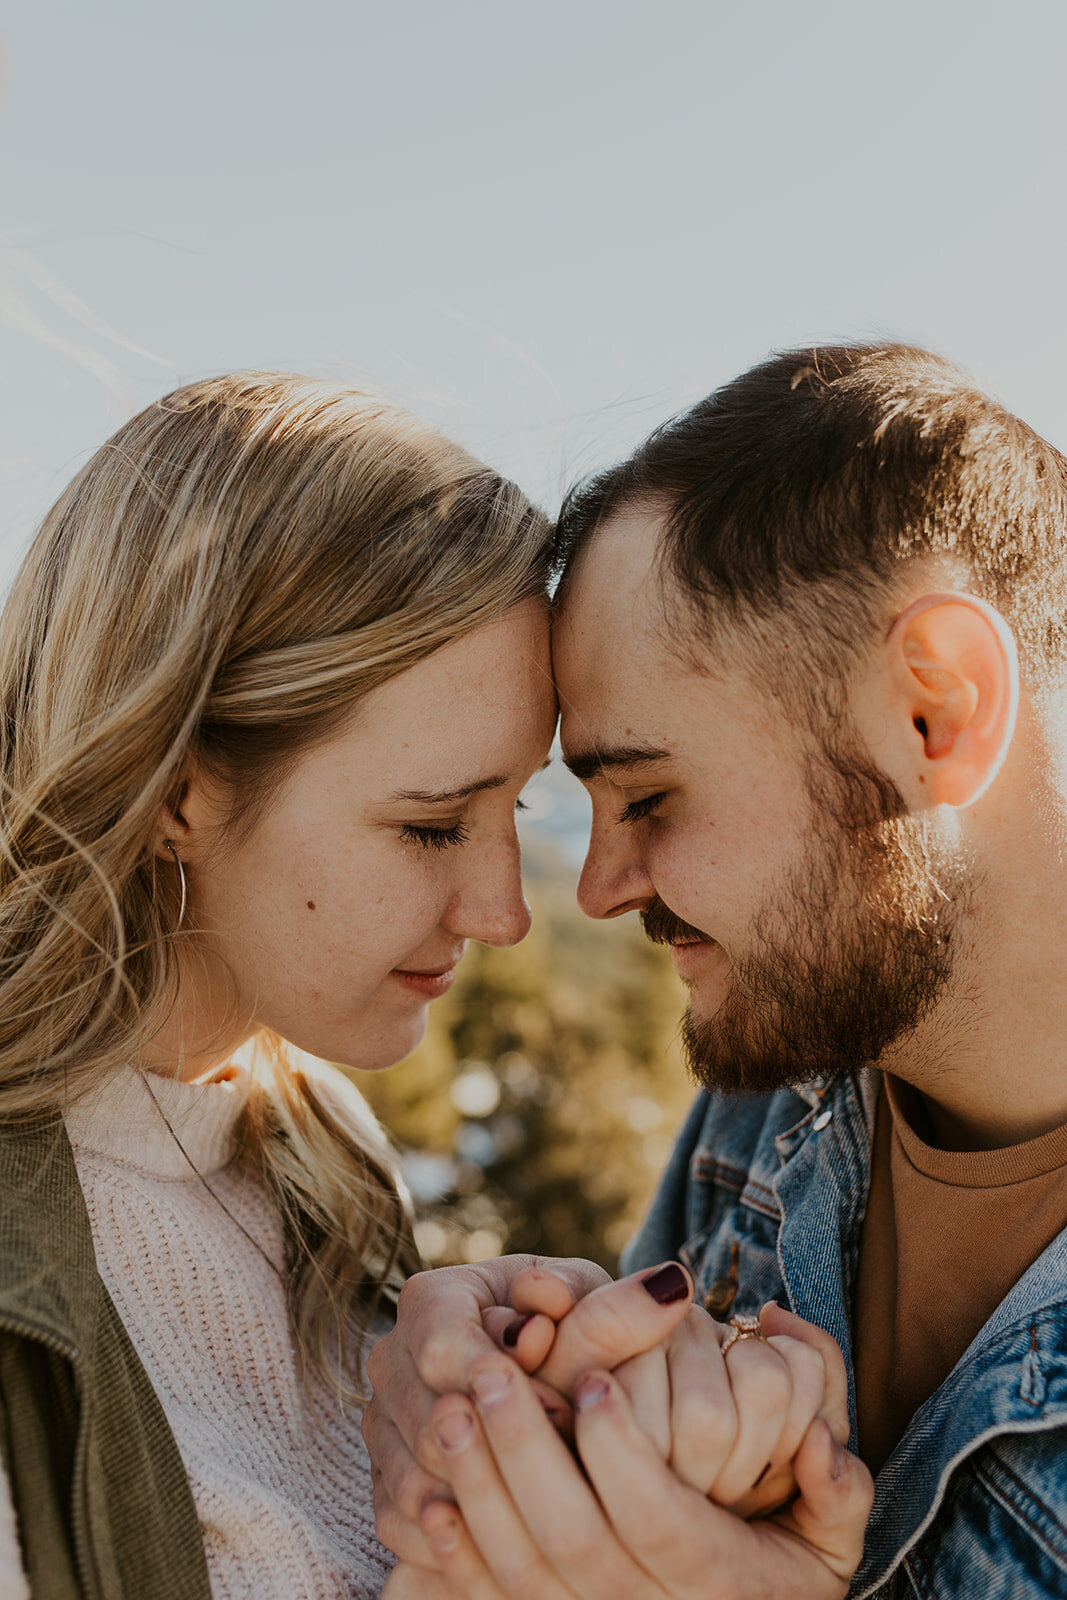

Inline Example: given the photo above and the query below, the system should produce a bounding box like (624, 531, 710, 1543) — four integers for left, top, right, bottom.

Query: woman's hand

(400, 1353, 872, 1600)
(365, 1256, 691, 1568)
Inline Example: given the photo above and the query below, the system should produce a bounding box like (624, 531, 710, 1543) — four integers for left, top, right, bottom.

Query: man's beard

(642, 737, 971, 1097)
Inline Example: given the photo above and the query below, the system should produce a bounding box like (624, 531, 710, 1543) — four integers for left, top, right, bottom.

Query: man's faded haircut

(555, 344, 1067, 720)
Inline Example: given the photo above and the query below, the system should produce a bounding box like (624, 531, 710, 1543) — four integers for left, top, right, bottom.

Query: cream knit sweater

(0, 1065, 395, 1599)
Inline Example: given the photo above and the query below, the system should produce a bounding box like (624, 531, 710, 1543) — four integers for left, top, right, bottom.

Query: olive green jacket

(0, 1118, 212, 1600)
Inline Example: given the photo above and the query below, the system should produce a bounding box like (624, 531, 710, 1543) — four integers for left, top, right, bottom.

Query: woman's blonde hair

(0, 372, 553, 1398)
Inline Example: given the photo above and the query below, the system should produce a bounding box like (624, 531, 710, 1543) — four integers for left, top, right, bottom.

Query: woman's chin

(334, 1008, 430, 1075)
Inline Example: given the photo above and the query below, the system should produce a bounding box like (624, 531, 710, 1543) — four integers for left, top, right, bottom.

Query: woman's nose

(447, 832, 532, 948)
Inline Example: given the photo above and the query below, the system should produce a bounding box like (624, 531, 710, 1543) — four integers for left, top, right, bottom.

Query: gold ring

(720, 1313, 767, 1357)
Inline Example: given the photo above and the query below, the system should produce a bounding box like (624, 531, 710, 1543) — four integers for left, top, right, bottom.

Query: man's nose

(577, 820, 655, 921)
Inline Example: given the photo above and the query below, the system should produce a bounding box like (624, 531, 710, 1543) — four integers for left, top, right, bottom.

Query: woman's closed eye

(400, 793, 527, 849)
(399, 820, 471, 851)
(617, 792, 665, 825)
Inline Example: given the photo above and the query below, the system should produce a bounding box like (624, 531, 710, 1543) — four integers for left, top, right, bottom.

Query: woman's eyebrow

(389, 760, 550, 806)
(390, 776, 508, 804)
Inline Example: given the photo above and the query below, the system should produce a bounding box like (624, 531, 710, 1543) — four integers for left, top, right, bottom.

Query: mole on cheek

(306, 900, 317, 911)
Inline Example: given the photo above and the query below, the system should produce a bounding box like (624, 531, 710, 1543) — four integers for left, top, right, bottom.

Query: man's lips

(667, 937, 723, 979)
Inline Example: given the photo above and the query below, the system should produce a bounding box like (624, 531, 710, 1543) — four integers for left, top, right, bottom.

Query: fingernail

(831, 1436, 846, 1481)
(434, 1411, 474, 1453)
(574, 1375, 610, 1413)
(755, 1461, 771, 1486)
(425, 1510, 460, 1553)
(471, 1367, 512, 1410)
(642, 1262, 690, 1305)
(502, 1313, 534, 1349)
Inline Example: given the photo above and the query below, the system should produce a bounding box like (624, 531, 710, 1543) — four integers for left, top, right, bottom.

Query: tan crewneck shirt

(854, 1075, 1067, 1475)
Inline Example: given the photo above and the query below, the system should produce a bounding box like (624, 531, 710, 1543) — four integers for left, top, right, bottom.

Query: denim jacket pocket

(678, 1173, 787, 1322)
(888, 1431, 1067, 1600)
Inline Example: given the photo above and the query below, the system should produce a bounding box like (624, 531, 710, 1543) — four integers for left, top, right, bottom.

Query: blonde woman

(0, 373, 557, 1600)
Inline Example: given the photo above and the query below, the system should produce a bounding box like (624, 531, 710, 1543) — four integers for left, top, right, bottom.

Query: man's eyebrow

(390, 760, 551, 805)
(562, 745, 670, 782)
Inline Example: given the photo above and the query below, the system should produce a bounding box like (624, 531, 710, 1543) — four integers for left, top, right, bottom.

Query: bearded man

(366, 345, 1067, 1600)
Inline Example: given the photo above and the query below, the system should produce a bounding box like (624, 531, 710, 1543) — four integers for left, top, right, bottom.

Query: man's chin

(680, 1004, 842, 1098)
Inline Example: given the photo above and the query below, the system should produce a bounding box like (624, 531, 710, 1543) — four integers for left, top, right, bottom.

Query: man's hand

(382, 1354, 873, 1600)
(485, 1272, 851, 1520)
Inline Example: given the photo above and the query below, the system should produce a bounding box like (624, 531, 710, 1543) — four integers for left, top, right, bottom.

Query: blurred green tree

(352, 844, 695, 1274)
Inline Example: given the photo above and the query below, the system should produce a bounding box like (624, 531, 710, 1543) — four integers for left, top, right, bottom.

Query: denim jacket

(621, 1071, 1067, 1599)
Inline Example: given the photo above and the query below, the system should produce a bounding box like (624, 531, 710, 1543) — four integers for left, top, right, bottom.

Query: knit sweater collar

(64, 1064, 251, 1181)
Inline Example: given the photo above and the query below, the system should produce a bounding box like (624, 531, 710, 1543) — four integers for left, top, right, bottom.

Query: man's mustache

(640, 898, 713, 947)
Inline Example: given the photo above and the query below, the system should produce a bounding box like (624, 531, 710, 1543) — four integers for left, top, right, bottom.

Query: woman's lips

(390, 965, 457, 999)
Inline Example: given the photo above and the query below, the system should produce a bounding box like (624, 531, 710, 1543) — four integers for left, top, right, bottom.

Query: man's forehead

(556, 650, 679, 775)
(554, 512, 669, 688)
(554, 619, 665, 738)
(552, 503, 744, 765)
(559, 505, 665, 625)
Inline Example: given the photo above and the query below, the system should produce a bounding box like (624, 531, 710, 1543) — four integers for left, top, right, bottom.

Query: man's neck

(880, 702, 1067, 1152)
(880, 920, 1067, 1152)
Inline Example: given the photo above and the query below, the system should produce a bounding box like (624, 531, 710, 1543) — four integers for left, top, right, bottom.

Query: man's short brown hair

(556, 345, 1067, 710)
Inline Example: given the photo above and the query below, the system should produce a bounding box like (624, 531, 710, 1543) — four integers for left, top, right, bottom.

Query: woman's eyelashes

(399, 820, 471, 851)
(399, 794, 528, 850)
(617, 792, 666, 825)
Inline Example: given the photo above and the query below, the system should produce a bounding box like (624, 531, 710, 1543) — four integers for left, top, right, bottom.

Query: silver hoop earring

(163, 838, 187, 933)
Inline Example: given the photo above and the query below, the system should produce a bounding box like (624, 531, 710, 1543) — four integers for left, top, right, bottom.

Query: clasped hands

(364, 1255, 874, 1600)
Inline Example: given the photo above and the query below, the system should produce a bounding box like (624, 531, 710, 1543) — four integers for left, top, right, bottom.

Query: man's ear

(867, 592, 1019, 809)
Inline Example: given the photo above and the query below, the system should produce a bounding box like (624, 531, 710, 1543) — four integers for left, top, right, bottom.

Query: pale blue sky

(2, 0, 1065, 595)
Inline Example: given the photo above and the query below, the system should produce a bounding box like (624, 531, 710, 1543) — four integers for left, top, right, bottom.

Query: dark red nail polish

(502, 1313, 534, 1348)
(642, 1263, 690, 1305)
